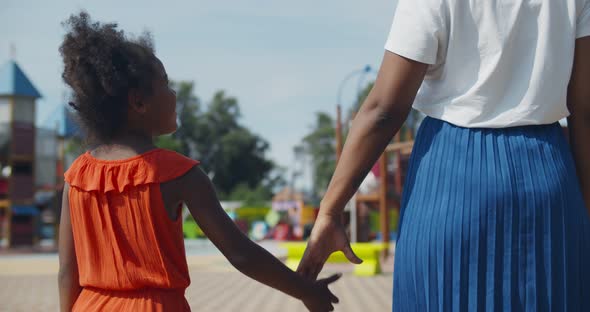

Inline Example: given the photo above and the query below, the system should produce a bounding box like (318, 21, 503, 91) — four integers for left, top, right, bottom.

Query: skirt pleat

(393, 117, 590, 312)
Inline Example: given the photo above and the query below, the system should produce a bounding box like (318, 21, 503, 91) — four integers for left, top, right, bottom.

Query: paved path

(0, 242, 394, 312)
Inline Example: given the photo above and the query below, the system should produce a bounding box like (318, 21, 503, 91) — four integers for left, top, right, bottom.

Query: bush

(183, 218, 205, 239)
(234, 206, 270, 223)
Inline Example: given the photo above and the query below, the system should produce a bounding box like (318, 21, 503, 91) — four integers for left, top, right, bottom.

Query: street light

(335, 65, 374, 161)
(334, 65, 375, 243)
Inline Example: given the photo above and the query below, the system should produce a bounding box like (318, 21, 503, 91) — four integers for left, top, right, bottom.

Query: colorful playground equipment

(271, 187, 316, 240)
(0, 60, 42, 247)
(280, 242, 388, 277)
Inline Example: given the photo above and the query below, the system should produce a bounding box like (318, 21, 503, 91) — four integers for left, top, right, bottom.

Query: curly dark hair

(59, 11, 157, 143)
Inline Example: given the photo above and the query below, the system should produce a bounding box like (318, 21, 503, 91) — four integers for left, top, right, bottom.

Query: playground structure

(0, 60, 60, 247)
(270, 187, 316, 240)
(281, 241, 388, 277)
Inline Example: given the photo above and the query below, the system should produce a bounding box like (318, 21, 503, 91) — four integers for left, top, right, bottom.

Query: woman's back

(386, 0, 590, 127)
(64, 148, 198, 311)
(296, 0, 590, 311)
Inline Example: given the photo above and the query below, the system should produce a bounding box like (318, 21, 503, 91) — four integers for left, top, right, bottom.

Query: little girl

(57, 12, 340, 312)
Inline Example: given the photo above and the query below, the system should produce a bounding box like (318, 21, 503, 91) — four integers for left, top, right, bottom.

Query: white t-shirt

(385, 0, 590, 128)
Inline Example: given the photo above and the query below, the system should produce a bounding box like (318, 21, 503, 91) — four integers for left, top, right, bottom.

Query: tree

(154, 134, 182, 153)
(294, 83, 375, 197)
(299, 112, 337, 197)
(195, 91, 275, 196)
(172, 81, 201, 157)
(170, 83, 278, 198)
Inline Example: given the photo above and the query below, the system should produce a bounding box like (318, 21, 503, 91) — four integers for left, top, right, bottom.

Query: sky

(0, 0, 399, 189)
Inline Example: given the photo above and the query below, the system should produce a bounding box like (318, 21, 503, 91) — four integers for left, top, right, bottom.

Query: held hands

(300, 273, 342, 312)
(297, 214, 363, 281)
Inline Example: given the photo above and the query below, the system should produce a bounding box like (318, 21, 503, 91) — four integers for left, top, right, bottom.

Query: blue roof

(0, 61, 42, 98)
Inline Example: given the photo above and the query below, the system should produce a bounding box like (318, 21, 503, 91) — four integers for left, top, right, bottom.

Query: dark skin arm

(178, 167, 340, 312)
(58, 183, 82, 312)
(297, 51, 429, 280)
(567, 36, 590, 214)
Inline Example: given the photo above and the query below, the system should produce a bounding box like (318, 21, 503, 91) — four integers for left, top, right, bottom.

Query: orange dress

(64, 148, 199, 311)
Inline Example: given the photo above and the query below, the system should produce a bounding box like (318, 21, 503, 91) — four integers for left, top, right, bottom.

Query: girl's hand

(301, 273, 342, 312)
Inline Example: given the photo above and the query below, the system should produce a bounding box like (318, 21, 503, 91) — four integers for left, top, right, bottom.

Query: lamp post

(335, 65, 374, 243)
(335, 65, 373, 161)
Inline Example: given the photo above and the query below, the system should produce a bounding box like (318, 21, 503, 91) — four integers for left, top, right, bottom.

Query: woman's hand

(297, 215, 362, 281)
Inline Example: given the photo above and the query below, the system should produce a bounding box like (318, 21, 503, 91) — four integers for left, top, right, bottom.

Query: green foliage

(297, 112, 336, 197)
(369, 209, 400, 233)
(171, 81, 281, 198)
(171, 81, 202, 157)
(64, 137, 84, 157)
(183, 218, 205, 239)
(228, 183, 272, 206)
(295, 82, 376, 198)
(154, 134, 182, 153)
(234, 206, 271, 223)
(295, 80, 417, 199)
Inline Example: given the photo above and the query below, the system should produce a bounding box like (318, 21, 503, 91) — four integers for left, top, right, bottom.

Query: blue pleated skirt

(393, 117, 590, 312)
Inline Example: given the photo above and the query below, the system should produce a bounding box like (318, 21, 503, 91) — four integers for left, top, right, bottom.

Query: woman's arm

(297, 51, 429, 280)
(567, 36, 590, 213)
(58, 183, 82, 311)
(318, 52, 428, 219)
